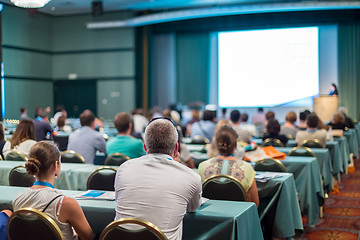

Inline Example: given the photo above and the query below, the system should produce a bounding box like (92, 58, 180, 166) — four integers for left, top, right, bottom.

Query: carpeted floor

(296, 159, 360, 240)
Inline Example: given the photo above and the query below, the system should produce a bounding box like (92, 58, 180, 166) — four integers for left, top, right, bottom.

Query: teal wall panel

(4, 79, 53, 119)
(97, 80, 135, 119)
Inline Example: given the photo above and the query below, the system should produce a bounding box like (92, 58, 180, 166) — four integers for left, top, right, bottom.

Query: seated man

(114, 118, 202, 240)
(295, 113, 327, 148)
(190, 110, 216, 142)
(67, 110, 106, 164)
(239, 113, 256, 136)
(230, 110, 252, 144)
(32, 111, 55, 141)
(106, 112, 146, 159)
(280, 112, 298, 139)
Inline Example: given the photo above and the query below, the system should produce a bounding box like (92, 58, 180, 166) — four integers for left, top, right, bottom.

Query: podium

(313, 96, 338, 123)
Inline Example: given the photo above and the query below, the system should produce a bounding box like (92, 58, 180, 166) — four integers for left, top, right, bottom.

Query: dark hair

(26, 141, 60, 176)
(241, 113, 249, 122)
(114, 112, 131, 133)
(57, 116, 66, 128)
(306, 113, 319, 128)
(20, 107, 26, 113)
(0, 122, 5, 142)
(230, 110, 241, 123)
(265, 111, 275, 121)
(80, 110, 95, 127)
(258, 108, 264, 112)
(266, 119, 281, 134)
(286, 112, 297, 124)
(332, 83, 338, 90)
(203, 110, 216, 121)
(10, 120, 35, 149)
(215, 125, 238, 156)
(56, 105, 64, 113)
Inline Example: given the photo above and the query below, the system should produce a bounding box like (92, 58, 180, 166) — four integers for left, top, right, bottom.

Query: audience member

(130, 117, 143, 140)
(198, 125, 259, 207)
(0, 203, 12, 240)
(175, 126, 195, 169)
(13, 141, 93, 240)
(33, 111, 55, 141)
(295, 113, 327, 148)
(106, 112, 146, 159)
(20, 107, 28, 120)
(280, 112, 299, 139)
(230, 110, 252, 143)
(339, 107, 355, 129)
(208, 119, 245, 159)
(55, 116, 72, 132)
(297, 110, 310, 130)
(53, 105, 67, 126)
(0, 123, 6, 160)
(185, 109, 200, 137)
(262, 119, 288, 146)
(251, 107, 266, 126)
(191, 110, 217, 142)
(328, 112, 347, 131)
(239, 113, 256, 136)
(67, 110, 106, 164)
(114, 118, 201, 240)
(3, 119, 37, 158)
(132, 108, 149, 133)
(34, 107, 42, 118)
(265, 111, 275, 124)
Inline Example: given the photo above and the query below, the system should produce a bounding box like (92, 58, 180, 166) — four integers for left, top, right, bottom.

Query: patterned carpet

(296, 159, 360, 240)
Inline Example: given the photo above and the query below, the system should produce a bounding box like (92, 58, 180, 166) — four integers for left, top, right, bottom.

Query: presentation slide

(218, 27, 319, 107)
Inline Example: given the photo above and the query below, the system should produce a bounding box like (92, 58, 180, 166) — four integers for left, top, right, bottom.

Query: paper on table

(201, 197, 209, 205)
(74, 190, 115, 200)
(255, 172, 287, 182)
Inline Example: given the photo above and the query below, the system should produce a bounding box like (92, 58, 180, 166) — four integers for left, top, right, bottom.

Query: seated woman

(328, 112, 347, 131)
(3, 119, 37, 158)
(199, 126, 259, 207)
(262, 119, 288, 146)
(13, 141, 93, 240)
(208, 120, 245, 159)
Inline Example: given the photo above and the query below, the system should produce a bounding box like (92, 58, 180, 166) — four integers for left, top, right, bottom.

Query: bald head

(144, 119, 178, 156)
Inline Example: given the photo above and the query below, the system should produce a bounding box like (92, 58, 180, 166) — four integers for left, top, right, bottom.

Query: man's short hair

(114, 112, 131, 133)
(258, 107, 264, 112)
(265, 111, 275, 121)
(286, 112, 297, 124)
(306, 113, 319, 128)
(20, 107, 26, 113)
(144, 119, 178, 156)
(230, 110, 241, 123)
(80, 110, 95, 127)
(203, 110, 216, 121)
(241, 113, 249, 122)
(39, 111, 48, 119)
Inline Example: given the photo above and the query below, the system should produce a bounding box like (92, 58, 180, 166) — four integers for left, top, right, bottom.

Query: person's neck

(31, 176, 55, 189)
(217, 154, 237, 160)
(232, 122, 240, 126)
(118, 133, 130, 136)
(307, 127, 317, 131)
(284, 122, 294, 128)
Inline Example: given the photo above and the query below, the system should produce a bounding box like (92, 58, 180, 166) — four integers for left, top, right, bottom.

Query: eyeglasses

(147, 117, 176, 127)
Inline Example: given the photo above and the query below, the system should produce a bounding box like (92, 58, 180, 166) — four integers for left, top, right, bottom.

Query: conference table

(344, 128, 359, 158)
(0, 186, 263, 240)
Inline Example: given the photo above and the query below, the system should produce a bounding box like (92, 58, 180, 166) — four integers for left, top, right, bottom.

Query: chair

(104, 153, 130, 166)
(189, 136, 210, 145)
(9, 165, 36, 187)
(53, 136, 69, 151)
(61, 150, 85, 163)
(301, 139, 323, 148)
(87, 167, 117, 191)
(7, 207, 64, 240)
(5, 151, 27, 161)
(254, 158, 287, 172)
(99, 218, 168, 240)
(288, 146, 316, 157)
(262, 138, 284, 147)
(202, 174, 247, 201)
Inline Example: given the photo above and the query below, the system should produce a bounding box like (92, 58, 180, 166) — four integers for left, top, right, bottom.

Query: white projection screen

(218, 27, 319, 107)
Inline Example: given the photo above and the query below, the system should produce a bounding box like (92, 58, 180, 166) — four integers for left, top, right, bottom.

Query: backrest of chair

(87, 167, 117, 191)
(53, 136, 69, 151)
(254, 158, 287, 172)
(104, 153, 130, 166)
(9, 165, 35, 187)
(301, 139, 323, 148)
(262, 138, 284, 147)
(288, 146, 316, 157)
(190, 136, 210, 145)
(61, 150, 85, 163)
(202, 175, 247, 201)
(332, 129, 344, 138)
(100, 218, 168, 240)
(5, 151, 27, 161)
(7, 208, 64, 240)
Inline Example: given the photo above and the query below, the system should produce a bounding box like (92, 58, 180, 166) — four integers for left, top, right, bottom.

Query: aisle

(297, 158, 360, 239)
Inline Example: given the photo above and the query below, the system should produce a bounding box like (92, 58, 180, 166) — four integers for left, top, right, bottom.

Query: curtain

(338, 22, 360, 121)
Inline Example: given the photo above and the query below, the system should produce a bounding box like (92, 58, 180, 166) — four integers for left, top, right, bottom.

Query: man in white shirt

(114, 118, 202, 240)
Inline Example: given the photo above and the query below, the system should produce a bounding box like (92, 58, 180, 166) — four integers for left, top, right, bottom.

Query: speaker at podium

(313, 95, 338, 123)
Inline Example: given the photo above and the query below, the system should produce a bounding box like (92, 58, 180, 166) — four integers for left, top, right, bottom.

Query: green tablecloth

(332, 137, 350, 174)
(275, 147, 333, 192)
(281, 156, 324, 227)
(257, 173, 303, 237)
(0, 186, 263, 240)
(0, 161, 115, 190)
(344, 129, 359, 158)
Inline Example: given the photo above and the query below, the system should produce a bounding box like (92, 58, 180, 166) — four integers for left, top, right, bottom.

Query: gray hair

(144, 119, 178, 155)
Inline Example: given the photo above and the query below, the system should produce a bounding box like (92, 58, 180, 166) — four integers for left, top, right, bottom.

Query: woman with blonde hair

(2, 119, 37, 158)
(199, 126, 259, 207)
(13, 141, 93, 240)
